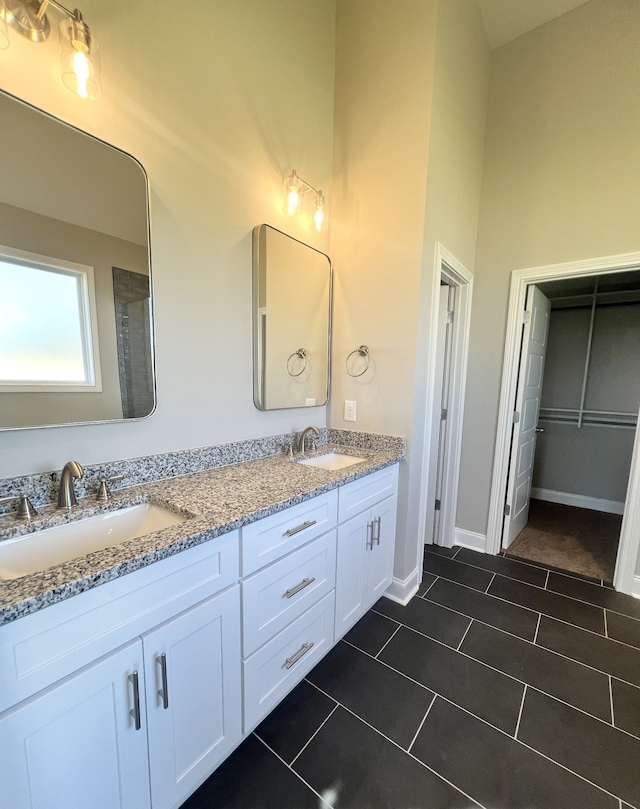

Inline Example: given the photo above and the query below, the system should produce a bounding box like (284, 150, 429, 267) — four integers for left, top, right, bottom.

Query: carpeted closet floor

(506, 499, 622, 583)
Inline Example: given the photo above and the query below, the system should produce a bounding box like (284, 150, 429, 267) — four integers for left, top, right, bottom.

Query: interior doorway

(422, 244, 473, 550)
(487, 252, 640, 595)
(502, 271, 640, 581)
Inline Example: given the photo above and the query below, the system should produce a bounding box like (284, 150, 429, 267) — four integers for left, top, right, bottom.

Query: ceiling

(476, 0, 592, 49)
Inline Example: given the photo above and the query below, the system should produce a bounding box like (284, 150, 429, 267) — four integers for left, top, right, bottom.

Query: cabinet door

(143, 586, 242, 809)
(334, 512, 369, 640)
(366, 495, 397, 602)
(0, 640, 150, 809)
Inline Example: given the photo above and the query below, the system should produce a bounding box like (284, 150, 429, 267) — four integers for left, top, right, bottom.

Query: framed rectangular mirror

(0, 90, 155, 430)
(252, 224, 332, 410)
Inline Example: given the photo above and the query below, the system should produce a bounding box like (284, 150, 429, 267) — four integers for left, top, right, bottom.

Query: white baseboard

(384, 568, 420, 605)
(632, 575, 640, 600)
(454, 528, 487, 553)
(531, 487, 625, 515)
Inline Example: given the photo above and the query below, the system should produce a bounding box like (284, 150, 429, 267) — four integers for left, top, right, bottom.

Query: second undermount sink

(296, 452, 366, 471)
(0, 503, 187, 580)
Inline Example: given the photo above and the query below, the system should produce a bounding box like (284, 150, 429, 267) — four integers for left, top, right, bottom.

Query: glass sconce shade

(312, 191, 327, 232)
(59, 12, 101, 99)
(283, 171, 303, 216)
(0, 0, 10, 49)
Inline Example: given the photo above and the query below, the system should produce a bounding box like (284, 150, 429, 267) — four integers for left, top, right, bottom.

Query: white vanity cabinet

(0, 638, 151, 809)
(335, 465, 398, 640)
(0, 533, 242, 809)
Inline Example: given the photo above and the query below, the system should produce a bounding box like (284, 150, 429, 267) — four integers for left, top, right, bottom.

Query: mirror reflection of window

(0, 249, 101, 391)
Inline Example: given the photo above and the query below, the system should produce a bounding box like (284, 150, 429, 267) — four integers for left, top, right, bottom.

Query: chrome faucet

(57, 461, 84, 510)
(297, 425, 320, 457)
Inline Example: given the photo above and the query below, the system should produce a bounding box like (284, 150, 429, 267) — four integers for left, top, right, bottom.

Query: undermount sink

(296, 452, 366, 471)
(0, 503, 187, 580)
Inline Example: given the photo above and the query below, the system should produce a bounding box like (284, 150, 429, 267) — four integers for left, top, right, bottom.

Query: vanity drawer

(242, 592, 334, 732)
(338, 464, 398, 523)
(241, 530, 336, 657)
(241, 489, 337, 576)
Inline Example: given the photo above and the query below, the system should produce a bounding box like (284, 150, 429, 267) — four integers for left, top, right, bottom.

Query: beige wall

(458, 0, 640, 539)
(0, 0, 336, 478)
(330, 0, 489, 583)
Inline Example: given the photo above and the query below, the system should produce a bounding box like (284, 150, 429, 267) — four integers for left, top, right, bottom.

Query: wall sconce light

(1, 0, 101, 99)
(283, 169, 328, 232)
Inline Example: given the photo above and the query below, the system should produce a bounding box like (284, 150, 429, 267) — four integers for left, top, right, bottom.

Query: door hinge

(435, 499, 441, 511)
(441, 408, 448, 421)
(513, 411, 520, 424)
(504, 503, 511, 516)
(523, 310, 531, 325)
(446, 310, 454, 324)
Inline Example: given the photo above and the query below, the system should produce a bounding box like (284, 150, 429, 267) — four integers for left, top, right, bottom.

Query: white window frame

(0, 244, 102, 393)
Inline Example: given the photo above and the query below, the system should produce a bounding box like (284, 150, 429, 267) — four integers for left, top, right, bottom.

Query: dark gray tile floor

(180, 545, 640, 809)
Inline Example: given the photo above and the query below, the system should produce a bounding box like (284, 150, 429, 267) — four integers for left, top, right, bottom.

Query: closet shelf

(539, 407, 638, 429)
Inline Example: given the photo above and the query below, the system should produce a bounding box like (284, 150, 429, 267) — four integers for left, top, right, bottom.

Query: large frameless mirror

(0, 90, 155, 430)
(252, 224, 332, 410)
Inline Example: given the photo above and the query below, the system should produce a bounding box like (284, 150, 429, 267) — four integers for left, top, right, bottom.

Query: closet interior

(507, 270, 640, 582)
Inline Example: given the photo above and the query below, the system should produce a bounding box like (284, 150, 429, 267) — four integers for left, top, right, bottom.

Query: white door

(503, 285, 551, 547)
(0, 640, 150, 809)
(427, 284, 454, 545)
(144, 588, 242, 809)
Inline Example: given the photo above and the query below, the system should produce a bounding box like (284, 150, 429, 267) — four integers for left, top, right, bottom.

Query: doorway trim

(420, 243, 473, 549)
(486, 250, 640, 594)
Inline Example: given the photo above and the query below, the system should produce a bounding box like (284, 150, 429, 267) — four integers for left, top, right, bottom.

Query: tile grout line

(303, 682, 487, 809)
(513, 684, 527, 739)
(456, 618, 474, 651)
(375, 623, 402, 659)
(533, 612, 542, 645)
(421, 575, 640, 647)
(253, 732, 338, 809)
(407, 692, 437, 753)
(484, 572, 496, 594)
(289, 702, 339, 767)
(419, 575, 439, 599)
(427, 549, 640, 623)
(609, 675, 615, 727)
(373, 601, 640, 689)
(357, 620, 640, 739)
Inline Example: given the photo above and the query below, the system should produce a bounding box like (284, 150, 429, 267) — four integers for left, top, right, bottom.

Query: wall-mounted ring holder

(286, 348, 307, 377)
(346, 345, 371, 378)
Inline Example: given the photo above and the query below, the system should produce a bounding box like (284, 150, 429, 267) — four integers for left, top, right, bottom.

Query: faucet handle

(96, 475, 125, 503)
(0, 494, 38, 521)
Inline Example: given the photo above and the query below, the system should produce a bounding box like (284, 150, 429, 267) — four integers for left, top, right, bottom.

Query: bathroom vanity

(0, 441, 401, 809)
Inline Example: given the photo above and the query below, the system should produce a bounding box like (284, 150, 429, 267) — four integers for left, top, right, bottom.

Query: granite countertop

(0, 444, 403, 625)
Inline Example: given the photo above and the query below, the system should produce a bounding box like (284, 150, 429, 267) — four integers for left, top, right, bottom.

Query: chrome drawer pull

(156, 652, 169, 710)
(283, 577, 316, 599)
(373, 516, 381, 546)
(128, 671, 142, 730)
(366, 521, 374, 550)
(284, 519, 316, 537)
(284, 641, 314, 669)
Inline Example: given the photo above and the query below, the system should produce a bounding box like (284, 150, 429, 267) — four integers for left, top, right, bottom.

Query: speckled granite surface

(0, 436, 404, 625)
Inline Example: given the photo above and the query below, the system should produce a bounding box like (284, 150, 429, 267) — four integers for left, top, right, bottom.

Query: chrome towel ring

(346, 345, 371, 378)
(287, 348, 307, 377)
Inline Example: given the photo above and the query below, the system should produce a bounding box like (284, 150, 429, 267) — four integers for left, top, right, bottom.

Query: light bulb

(287, 186, 300, 215)
(283, 171, 303, 216)
(312, 192, 326, 232)
(72, 49, 90, 99)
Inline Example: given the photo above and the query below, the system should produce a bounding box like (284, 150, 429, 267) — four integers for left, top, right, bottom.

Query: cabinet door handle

(283, 577, 316, 599)
(128, 671, 142, 730)
(373, 516, 381, 546)
(366, 521, 374, 550)
(284, 519, 316, 537)
(284, 641, 314, 669)
(156, 652, 169, 710)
